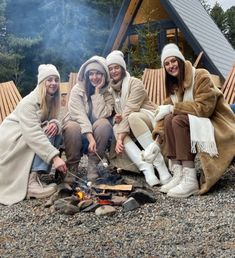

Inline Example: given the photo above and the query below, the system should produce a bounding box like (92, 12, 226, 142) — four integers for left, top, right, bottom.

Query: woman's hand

(114, 113, 122, 124)
(44, 122, 58, 137)
(115, 139, 124, 154)
(154, 105, 174, 122)
(95, 75, 105, 94)
(115, 133, 127, 154)
(86, 133, 97, 153)
(53, 156, 67, 173)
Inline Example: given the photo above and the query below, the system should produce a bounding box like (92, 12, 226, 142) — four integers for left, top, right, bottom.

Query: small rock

(95, 205, 116, 216)
(129, 189, 156, 204)
(54, 199, 80, 215)
(78, 199, 93, 210)
(82, 203, 101, 212)
(111, 195, 127, 206)
(122, 197, 140, 212)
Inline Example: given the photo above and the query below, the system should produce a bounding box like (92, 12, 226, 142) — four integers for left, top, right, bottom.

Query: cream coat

(0, 87, 60, 205)
(109, 76, 157, 172)
(112, 77, 156, 134)
(62, 56, 114, 133)
(153, 61, 235, 194)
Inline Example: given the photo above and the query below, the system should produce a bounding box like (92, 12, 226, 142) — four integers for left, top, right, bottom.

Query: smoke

(6, 0, 115, 74)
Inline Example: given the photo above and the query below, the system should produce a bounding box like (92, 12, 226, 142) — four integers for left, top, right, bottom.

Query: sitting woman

(0, 64, 67, 205)
(106, 50, 172, 187)
(62, 56, 114, 182)
(153, 43, 235, 197)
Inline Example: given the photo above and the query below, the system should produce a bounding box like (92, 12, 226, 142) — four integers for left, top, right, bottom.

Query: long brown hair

(38, 77, 60, 121)
(165, 57, 185, 97)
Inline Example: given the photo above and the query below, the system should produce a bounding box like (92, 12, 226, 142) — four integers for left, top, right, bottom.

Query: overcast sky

(206, 0, 234, 10)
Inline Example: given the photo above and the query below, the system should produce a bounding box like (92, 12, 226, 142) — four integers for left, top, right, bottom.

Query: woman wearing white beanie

(62, 56, 114, 182)
(153, 43, 235, 197)
(106, 50, 172, 187)
(0, 64, 67, 205)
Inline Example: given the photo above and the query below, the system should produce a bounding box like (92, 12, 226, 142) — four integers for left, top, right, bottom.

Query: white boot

(139, 133, 172, 186)
(167, 167, 199, 198)
(153, 153, 172, 185)
(159, 164, 183, 193)
(27, 172, 57, 199)
(124, 141, 160, 187)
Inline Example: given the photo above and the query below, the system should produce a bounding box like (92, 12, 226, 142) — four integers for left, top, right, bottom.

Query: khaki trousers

(164, 114, 195, 161)
(62, 118, 113, 166)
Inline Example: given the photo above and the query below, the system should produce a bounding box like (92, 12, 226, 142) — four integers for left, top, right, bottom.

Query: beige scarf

(110, 72, 131, 114)
(170, 67, 218, 157)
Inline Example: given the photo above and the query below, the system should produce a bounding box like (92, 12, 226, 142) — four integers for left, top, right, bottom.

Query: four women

(1, 45, 234, 205)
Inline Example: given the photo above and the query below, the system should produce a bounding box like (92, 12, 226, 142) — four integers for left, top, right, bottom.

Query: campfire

(42, 161, 157, 216)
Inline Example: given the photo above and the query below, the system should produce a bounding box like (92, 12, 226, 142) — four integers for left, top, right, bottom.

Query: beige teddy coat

(152, 61, 235, 194)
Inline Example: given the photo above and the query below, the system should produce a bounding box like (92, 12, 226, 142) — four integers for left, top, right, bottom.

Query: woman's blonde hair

(38, 77, 60, 121)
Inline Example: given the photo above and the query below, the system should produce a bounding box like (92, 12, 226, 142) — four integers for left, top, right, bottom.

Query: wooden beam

(94, 184, 133, 191)
(112, 0, 142, 51)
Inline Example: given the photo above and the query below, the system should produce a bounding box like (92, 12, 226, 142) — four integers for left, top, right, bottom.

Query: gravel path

(0, 159, 234, 258)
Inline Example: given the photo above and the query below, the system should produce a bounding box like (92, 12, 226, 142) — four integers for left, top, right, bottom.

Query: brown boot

(64, 163, 79, 184)
(27, 172, 57, 199)
(87, 155, 100, 182)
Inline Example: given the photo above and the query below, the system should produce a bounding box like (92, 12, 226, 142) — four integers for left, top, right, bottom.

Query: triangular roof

(103, 0, 235, 79)
(0, 81, 22, 123)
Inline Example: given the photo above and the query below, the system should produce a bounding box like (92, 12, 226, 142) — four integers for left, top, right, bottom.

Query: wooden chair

(0, 81, 22, 124)
(221, 64, 235, 104)
(142, 68, 166, 105)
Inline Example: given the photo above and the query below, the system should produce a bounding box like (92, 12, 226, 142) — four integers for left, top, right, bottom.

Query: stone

(129, 189, 156, 205)
(82, 203, 101, 212)
(44, 183, 73, 207)
(78, 199, 94, 210)
(111, 195, 128, 206)
(53, 199, 80, 215)
(122, 197, 140, 212)
(95, 205, 116, 216)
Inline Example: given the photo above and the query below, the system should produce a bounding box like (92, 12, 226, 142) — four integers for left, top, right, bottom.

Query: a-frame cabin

(103, 0, 235, 80)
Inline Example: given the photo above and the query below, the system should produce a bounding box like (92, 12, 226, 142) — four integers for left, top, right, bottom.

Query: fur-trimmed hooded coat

(152, 61, 235, 194)
(62, 56, 114, 133)
(0, 86, 60, 205)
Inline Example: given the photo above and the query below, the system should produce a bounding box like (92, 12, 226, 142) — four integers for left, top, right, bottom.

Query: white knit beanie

(37, 64, 60, 84)
(84, 61, 106, 76)
(161, 43, 185, 66)
(106, 50, 126, 70)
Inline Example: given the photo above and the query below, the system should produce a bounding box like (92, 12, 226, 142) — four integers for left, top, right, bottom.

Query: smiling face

(164, 56, 179, 78)
(45, 75, 60, 96)
(108, 64, 123, 83)
(88, 70, 103, 87)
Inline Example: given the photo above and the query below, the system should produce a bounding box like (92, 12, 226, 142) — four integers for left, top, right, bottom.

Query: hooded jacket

(63, 56, 114, 134)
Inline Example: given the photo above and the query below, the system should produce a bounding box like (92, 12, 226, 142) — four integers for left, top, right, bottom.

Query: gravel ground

(0, 157, 234, 258)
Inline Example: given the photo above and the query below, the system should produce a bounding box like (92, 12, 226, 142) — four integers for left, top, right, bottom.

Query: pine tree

(126, 4, 161, 78)
(225, 6, 235, 48)
(210, 2, 227, 34)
